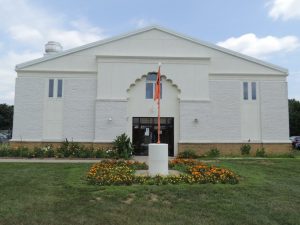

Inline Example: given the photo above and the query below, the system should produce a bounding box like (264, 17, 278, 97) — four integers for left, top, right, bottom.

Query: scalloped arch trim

(126, 74, 181, 94)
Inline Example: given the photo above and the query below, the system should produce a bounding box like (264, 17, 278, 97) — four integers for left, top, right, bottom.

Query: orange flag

(154, 66, 161, 101)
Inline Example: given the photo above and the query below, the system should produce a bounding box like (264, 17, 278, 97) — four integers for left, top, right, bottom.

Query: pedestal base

(148, 143, 168, 176)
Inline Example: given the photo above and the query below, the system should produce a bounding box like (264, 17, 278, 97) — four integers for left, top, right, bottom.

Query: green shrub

(18, 146, 30, 157)
(29, 145, 55, 158)
(170, 164, 190, 173)
(255, 147, 266, 157)
(0, 143, 11, 157)
(105, 148, 119, 159)
(32, 147, 45, 158)
(77, 146, 92, 158)
(93, 148, 108, 158)
(240, 144, 251, 155)
(267, 153, 295, 158)
(6, 146, 30, 157)
(177, 149, 198, 159)
(44, 145, 55, 157)
(113, 133, 133, 159)
(207, 148, 220, 158)
(9, 147, 20, 157)
(57, 140, 85, 158)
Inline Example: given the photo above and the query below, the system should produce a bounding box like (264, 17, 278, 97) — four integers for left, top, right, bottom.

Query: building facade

(12, 26, 290, 155)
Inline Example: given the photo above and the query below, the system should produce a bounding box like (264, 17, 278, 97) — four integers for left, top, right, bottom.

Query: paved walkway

(0, 156, 155, 163)
(0, 156, 297, 163)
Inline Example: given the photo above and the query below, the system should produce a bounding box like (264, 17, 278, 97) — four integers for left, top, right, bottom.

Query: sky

(0, 0, 300, 104)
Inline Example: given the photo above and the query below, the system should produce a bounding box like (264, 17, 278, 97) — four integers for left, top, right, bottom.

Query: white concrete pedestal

(148, 143, 168, 176)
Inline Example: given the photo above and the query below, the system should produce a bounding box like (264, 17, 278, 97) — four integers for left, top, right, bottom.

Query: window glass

(160, 83, 162, 99)
(48, 79, 54, 97)
(243, 82, 248, 100)
(146, 83, 153, 99)
(57, 79, 63, 97)
(251, 82, 256, 100)
(145, 72, 162, 99)
(146, 73, 157, 81)
(140, 117, 152, 124)
(133, 117, 139, 124)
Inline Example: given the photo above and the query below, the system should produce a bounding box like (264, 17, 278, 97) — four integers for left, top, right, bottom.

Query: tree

(0, 104, 14, 130)
(289, 99, 300, 136)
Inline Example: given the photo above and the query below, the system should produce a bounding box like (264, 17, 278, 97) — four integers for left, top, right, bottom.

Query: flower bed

(0, 134, 133, 159)
(86, 160, 148, 185)
(86, 159, 239, 186)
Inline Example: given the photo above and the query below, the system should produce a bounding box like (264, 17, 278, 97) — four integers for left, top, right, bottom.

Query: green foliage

(1, 136, 134, 159)
(112, 133, 133, 159)
(29, 145, 55, 158)
(177, 149, 198, 159)
(57, 140, 85, 158)
(0, 104, 13, 130)
(267, 152, 295, 158)
(0, 143, 11, 157)
(1, 160, 300, 224)
(255, 147, 266, 157)
(94, 148, 109, 158)
(241, 144, 251, 155)
(0, 144, 30, 157)
(170, 164, 190, 173)
(289, 99, 300, 136)
(207, 148, 220, 157)
(87, 159, 239, 186)
(0, 142, 111, 159)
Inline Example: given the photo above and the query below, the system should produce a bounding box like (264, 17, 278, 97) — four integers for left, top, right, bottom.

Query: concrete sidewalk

(0, 156, 152, 163)
(0, 156, 296, 163)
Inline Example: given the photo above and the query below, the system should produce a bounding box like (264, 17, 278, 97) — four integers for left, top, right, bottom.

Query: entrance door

(132, 117, 174, 156)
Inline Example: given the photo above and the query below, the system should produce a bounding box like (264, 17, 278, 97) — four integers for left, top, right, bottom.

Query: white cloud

(0, 0, 107, 104)
(47, 19, 105, 49)
(217, 33, 300, 58)
(135, 19, 148, 28)
(0, 0, 106, 50)
(9, 25, 43, 43)
(268, 0, 300, 20)
(0, 51, 41, 104)
(131, 18, 157, 28)
(288, 72, 300, 100)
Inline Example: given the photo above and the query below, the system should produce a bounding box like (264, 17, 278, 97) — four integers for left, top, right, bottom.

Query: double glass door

(132, 117, 174, 156)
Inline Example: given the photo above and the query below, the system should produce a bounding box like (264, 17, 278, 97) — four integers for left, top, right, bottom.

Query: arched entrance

(127, 73, 180, 156)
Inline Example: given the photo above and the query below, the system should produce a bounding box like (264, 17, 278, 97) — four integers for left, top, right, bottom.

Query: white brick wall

(180, 80, 241, 142)
(94, 101, 127, 141)
(210, 80, 241, 140)
(12, 77, 45, 140)
(260, 81, 289, 141)
(63, 78, 97, 141)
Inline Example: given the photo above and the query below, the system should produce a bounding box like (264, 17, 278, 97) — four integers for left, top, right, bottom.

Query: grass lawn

(0, 159, 300, 225)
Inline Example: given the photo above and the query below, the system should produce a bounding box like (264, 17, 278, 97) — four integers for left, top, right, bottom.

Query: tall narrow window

(243, 82, 248, 100)
(57, 79, 63, 98)
(251, 82, 256, 100)
(160, 83, 162, 98)
(146, 83, 153, 99)
(145, 72, 162, 99)
(48, 79, 54, 97)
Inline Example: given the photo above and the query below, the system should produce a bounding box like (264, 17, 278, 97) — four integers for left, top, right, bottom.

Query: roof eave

(15, 25, 289, 75)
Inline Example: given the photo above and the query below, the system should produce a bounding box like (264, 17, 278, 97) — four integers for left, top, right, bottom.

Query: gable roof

(16, 25, 288, 74)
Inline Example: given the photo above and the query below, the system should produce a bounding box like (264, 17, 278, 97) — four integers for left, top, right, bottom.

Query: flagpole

(157, 87, 160, 144)
(157, 62, 161, 144)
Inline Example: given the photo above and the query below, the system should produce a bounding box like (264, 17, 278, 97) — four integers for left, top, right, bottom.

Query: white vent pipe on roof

(44, 41, 63, 55)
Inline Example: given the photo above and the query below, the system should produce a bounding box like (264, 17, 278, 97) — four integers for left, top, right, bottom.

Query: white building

(12, 26, 290, 155)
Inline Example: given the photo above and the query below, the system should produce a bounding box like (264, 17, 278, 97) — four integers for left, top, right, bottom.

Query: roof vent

(44, 41, 63, 55)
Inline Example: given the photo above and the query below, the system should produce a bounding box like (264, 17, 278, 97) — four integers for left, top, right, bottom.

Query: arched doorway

(127, 72, 180, 156)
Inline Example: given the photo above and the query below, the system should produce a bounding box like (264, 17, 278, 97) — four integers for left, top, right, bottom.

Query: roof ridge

(16, 25, 288, 74)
